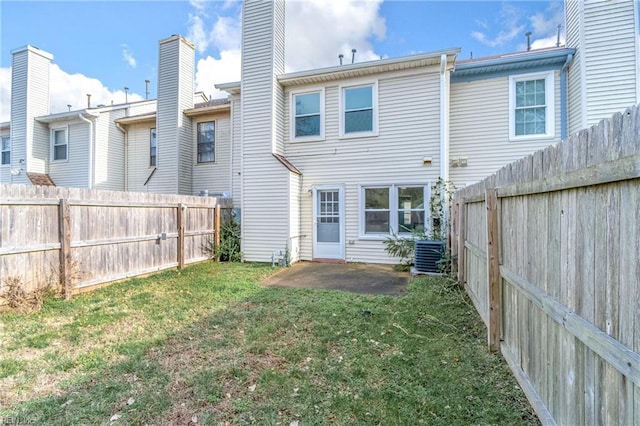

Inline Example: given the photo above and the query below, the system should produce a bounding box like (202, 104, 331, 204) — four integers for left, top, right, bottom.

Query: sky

(0, 0, 569, 123)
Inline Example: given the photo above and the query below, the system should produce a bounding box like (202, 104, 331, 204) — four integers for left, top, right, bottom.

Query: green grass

(0, 262, 538, 425)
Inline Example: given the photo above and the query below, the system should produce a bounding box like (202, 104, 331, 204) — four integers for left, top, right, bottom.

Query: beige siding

(449, 71, 562, 187)
(231, 96, 242, 199)
(191, 112, 232, 195)
(126, 120, 156, 192)
(49, 121, 90, 188)
(285, 69, 443, 264)
(127, 100, 157, 117)
(240, 0, 290, 262)
(94, 109, 126, 191)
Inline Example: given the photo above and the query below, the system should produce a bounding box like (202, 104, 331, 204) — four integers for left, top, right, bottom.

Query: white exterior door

(313, 186, 344, 260)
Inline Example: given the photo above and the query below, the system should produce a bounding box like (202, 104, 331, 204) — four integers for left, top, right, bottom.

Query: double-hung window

(197, 121, 215, 163)
(1, 136, 10, 165)
(292, 90, 323, 141)
(361, 185, 427, 236)
(341, 82, 377, 137)
(150, 128, 157, 167)
(509, 71, 554, 140)
(52, 128, 68, 161)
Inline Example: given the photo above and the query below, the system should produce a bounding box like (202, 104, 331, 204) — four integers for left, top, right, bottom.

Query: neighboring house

(2, 0, 638, 264)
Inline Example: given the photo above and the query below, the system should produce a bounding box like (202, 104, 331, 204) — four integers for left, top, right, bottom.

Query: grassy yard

(0, 262, 537, 425)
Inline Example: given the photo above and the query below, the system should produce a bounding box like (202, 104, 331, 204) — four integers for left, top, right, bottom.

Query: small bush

(213, 210, 242, 262)
(1, 276, 47, 313)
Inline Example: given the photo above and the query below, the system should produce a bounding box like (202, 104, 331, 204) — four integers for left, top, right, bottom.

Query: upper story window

(197, 121, 215, 163)
(292, 90, 324, 141)
(341, 82, 378, 137)
(1, 136, 10, 165)
(51, 128, 68, 161)
(509, 71, 555, 141)
(150, 128, 157, 167)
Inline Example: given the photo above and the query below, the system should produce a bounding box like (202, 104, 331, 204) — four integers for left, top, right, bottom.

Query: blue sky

(0, 0, 567, 122)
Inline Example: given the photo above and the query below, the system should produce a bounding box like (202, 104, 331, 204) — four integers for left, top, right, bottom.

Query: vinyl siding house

(2, 0, 638, 264)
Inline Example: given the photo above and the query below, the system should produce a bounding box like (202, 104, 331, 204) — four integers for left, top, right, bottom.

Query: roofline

(35, 110, 100, 123)
(215, 81, 241, 95)
(454, 47, 576, 71)
(184, 103, 231, 116)
(278, 48, 460, 86)
(115, 113, 157, 125)
(0, 122, 9, 130)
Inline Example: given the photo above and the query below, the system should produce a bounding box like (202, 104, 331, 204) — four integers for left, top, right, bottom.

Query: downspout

(439, 53, 449, 182)
(561, 53, 574, 140)
(78, 113, 94, 188)
(228, 100, 234, 197)
(115, 122, 128, 190)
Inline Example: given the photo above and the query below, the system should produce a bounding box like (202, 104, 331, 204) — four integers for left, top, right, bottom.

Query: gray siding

(449, 71, 562, 187)
(191, 112, 232, 195)
(566, 0, 639, 134)
(240, 0, 290, 262)
(285, 69, 443, 263)
(154, 36, 194, 195)
(10, 46, 52, 185)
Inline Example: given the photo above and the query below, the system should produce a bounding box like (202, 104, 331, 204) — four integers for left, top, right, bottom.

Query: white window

(340, 82, 378, 137)
(361, 184, 428, 237)
(1, 136, 10, 165)
(509, 72, 555, 140)
(51, 128, 68, 161)
(291, 89, 324, 141)
(150, 128, 157, 167)
(197, 121, 215, 163)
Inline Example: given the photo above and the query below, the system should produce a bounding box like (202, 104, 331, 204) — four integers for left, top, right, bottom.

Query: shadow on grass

(1, 263, 539, 425)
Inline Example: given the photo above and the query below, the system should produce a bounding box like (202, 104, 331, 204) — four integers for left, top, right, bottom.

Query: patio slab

(261, 261, 409, 296)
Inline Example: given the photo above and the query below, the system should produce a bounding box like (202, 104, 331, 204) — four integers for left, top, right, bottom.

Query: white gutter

(78, 114, 95, 188)
(115, 122, 128, 190)
(439, 53, 449, 182)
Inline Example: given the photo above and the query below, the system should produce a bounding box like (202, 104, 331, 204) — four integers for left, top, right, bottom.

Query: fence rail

(0, 185, 221, 303)
(451, 104, 639, 425)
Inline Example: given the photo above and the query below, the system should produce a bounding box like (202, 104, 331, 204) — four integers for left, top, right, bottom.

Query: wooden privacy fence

(0, 185, 221, 303)
(451, 105, 639, 426)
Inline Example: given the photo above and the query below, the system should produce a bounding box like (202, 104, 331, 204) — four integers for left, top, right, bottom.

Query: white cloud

(527, 3, 565, 49)
(471, 3, 525, 48)
(121, 44, 137, 69)
(195, 49, 242, 99)
(0, 65, 144, 122)
(285, 0, 385, 71)
(188, 14, 210, 54)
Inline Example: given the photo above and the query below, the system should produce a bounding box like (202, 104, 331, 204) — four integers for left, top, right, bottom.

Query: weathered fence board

(0, 185, 221, 304)
(452, 104, 640, 425)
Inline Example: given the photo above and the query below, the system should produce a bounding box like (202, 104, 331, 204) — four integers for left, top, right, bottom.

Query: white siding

(289, 171, 301, 263)
(126, 120, 156, 192)
(93, 109, 126, 191)
(566, 0, 639, 134)
(240, 0, 290, 262)
(154, 35, 194, 195)
(449, 71, 562, 187)
(49, 121, 90, 188)
(10, 46, 52, 185)
(285, 69, 443, 264)
(191, 112, 232, 195)
(128, 100, 157, 117)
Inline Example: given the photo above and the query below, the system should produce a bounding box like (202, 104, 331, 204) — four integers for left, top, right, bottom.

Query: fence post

(58, 199, 72, 300)
(177, 204, 186, 269)
(214, 204, 221, 262)
(486, 188, 500, 352)
(451, 200, 459, 277)
(457, 199, 466, 286)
